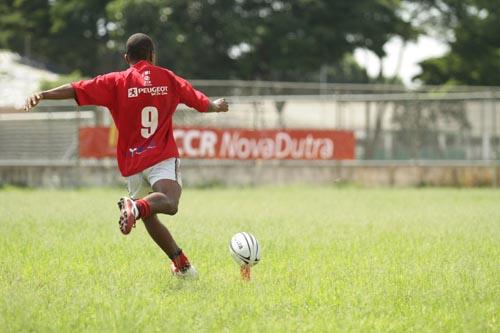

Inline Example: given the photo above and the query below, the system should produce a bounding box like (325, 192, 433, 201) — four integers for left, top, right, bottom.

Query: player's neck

(129, 59, 153, 67)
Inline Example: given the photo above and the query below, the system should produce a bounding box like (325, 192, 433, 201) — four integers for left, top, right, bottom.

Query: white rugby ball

(229, 232, 261, 267)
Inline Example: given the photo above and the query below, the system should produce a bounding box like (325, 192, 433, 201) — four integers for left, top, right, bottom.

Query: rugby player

(24, 33, 229, 278)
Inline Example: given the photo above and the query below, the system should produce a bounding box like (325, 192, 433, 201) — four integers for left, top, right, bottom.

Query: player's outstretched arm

(24, 83, 76, 111)
(206, 98, 229, 113)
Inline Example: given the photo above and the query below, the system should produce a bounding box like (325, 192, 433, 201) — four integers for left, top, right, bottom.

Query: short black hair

(126, 33, 154, 61)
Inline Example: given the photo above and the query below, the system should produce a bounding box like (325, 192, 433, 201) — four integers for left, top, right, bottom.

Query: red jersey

(72, 61, 210, 177)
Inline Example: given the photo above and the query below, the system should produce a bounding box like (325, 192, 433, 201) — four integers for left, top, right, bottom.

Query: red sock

(135, 199, 151, 219)
(172, 250, 190, 270)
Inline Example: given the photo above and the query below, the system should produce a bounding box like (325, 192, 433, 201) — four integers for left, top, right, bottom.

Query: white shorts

(127, 158, 182, 199)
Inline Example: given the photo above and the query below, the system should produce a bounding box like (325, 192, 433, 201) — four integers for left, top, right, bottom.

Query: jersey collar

(132, 60, 151, 71)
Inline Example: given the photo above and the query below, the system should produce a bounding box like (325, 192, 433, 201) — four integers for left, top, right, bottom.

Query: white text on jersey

(128, 86, 168, 98)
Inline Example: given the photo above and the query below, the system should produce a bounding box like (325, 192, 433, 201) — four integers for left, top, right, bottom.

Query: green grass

(0, 186, 499, 332)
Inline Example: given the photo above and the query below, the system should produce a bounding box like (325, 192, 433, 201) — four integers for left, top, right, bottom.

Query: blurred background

(0, 0, 499, 187)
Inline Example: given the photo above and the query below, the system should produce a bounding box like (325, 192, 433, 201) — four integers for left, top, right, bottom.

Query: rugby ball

(229, 232, 261, 267)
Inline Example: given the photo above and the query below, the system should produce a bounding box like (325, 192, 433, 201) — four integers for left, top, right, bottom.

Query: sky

(354, 35, 450, 87)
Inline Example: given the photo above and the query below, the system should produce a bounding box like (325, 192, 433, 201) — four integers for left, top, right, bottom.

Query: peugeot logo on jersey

(128, 86, 168, 98)
(128, 88, 139, 98)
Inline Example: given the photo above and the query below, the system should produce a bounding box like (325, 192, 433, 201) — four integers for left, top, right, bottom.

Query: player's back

(111, 61, 209, 176)
(72, 60, 209, 176)
(113, 61, 179, 127)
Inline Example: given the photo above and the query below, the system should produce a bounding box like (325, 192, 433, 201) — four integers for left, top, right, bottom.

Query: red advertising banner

(79, 126, 117, 158)
(79, 126, 355, 160)
(174, 127, 354, 160)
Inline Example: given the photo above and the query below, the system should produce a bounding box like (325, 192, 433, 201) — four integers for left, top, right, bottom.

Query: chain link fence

(178, 82, 500, 162)
(0, 81, 499, 165)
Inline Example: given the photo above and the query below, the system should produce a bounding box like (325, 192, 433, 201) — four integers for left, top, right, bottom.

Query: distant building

(0, 50, 59, 111)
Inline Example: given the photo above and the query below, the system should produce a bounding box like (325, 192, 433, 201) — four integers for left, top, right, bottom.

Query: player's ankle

(135, 198, 151, 219)
(170, 249, 191, 271)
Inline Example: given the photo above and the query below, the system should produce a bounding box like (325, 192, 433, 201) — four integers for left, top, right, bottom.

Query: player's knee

(166, 200, 179, 215)
(166, 206, 178, 216)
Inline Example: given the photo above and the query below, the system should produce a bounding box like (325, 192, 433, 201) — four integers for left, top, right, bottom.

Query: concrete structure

(0, 161, 498, 188)
(1, 80, 499, 188)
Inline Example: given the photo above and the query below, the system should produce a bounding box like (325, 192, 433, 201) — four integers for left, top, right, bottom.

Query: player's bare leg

(146, 179, 182, 216)
(132, 179, 197, 278)
(142, 214, 180, 258)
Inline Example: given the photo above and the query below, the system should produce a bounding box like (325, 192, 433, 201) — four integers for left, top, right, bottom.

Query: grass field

(0, 186, 499, 332)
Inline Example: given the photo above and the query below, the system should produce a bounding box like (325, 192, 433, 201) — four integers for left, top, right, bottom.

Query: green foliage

(0, 0, 414, 82)
(0, 0, 113, 75)
(46, 0, 114, 74)
(0, 186, 499, 331)
(106, 0, 415, 81)
(415, 0, 500, 85)
(0, 0, 51, 58)
(39, 70, 85, 91)
(3, 0, 499, 85)
(318, 54, 371, 84)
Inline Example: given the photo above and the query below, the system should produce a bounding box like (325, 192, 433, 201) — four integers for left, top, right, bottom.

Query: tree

(0, 0, 51, 62)
(104, 0, 416, 81)
(105, 0, 245, 78)
(1, 0, 416, 83)
(0, 0, 112, 75)
(46, 0, 114, 75)
(414, 0, 500, 86)
(213, 0, 416, 81)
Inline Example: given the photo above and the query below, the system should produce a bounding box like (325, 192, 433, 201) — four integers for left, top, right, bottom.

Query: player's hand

(210, 98, 228, 113)
(24, 92, 43, 111)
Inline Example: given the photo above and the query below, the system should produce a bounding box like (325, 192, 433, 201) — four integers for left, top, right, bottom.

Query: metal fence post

(493, 93, 497, 188)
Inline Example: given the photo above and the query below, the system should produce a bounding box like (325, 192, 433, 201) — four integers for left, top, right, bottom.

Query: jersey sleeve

(71, 73, 117, 109)
(173, 74, 210, 112)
